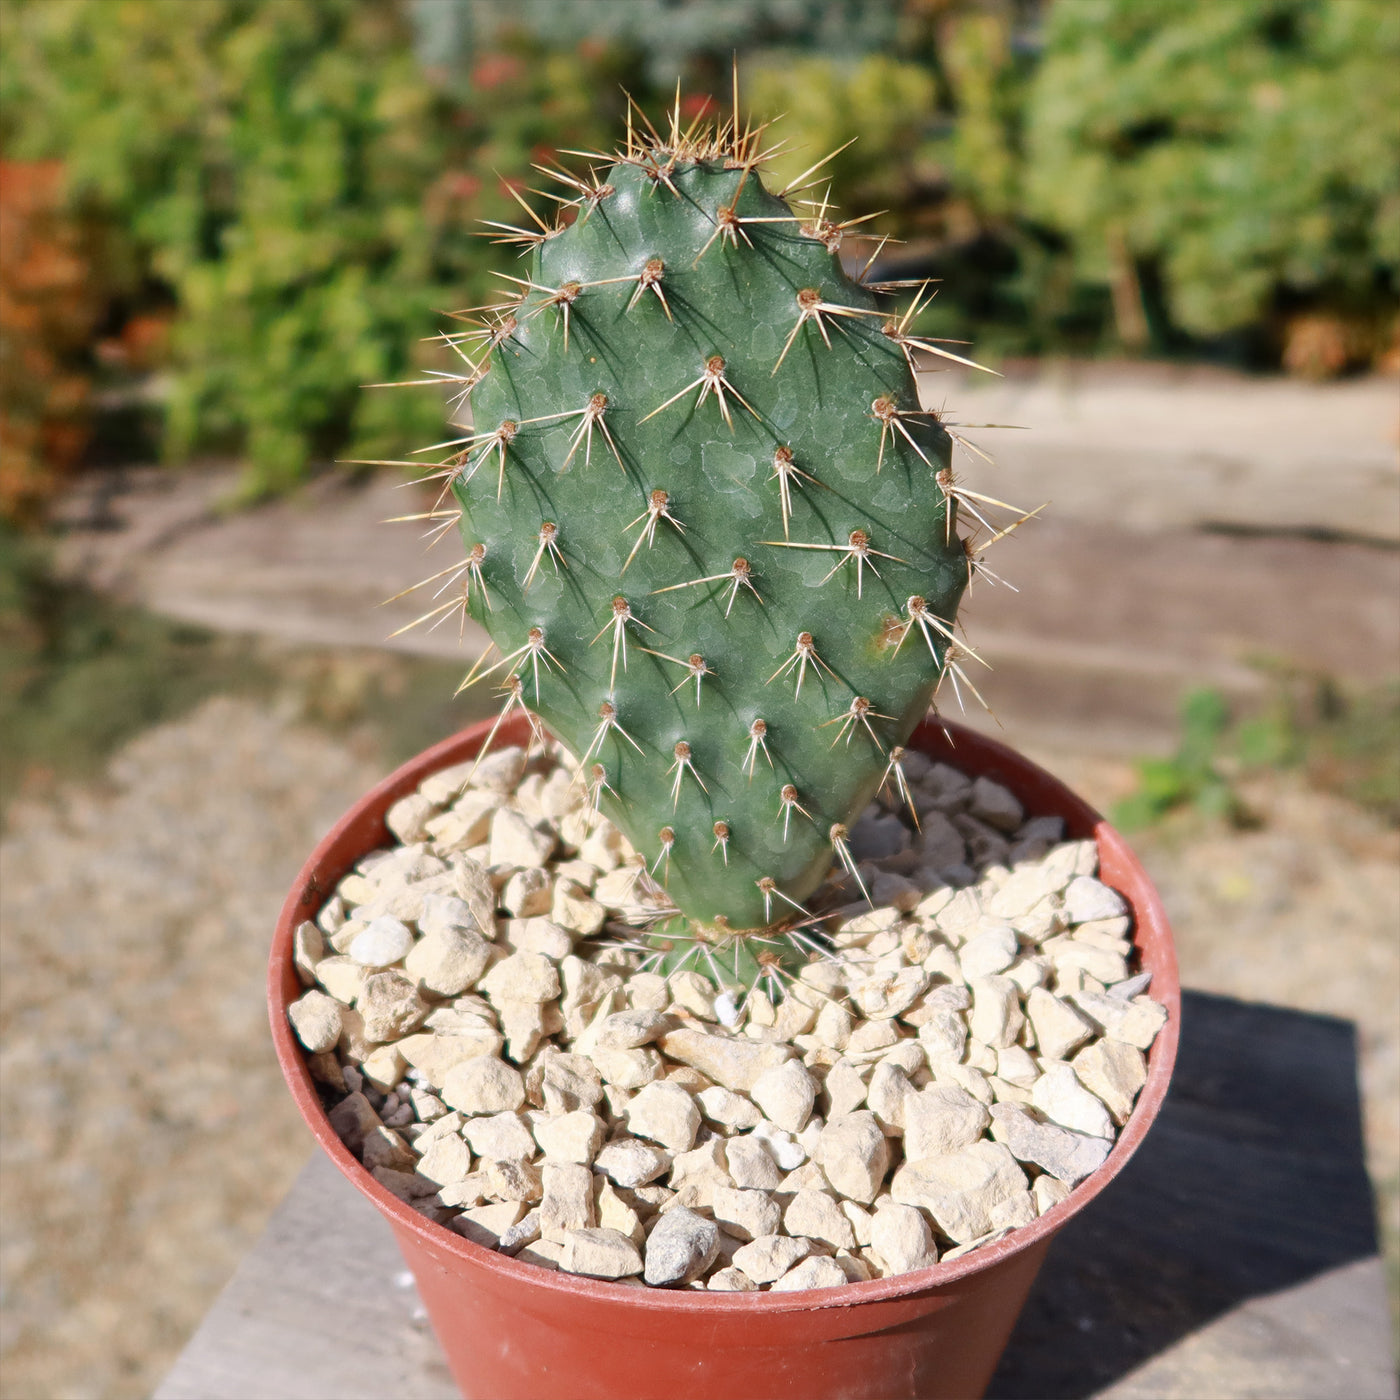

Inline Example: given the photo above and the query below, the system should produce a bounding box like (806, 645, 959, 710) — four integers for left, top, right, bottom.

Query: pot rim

(269, 715, 1179, 1313)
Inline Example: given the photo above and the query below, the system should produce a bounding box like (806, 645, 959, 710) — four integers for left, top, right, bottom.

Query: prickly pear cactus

(428, 109, 989, 972)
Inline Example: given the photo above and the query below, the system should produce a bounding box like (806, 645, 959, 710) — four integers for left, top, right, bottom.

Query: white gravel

(0, 697, 383, 1398)
(299, 742, 1169, 1291)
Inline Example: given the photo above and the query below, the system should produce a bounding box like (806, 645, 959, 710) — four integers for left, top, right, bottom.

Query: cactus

(402, 99, 1014, 984)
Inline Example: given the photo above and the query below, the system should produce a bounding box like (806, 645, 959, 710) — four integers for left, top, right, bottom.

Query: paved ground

(54, 364, 1400, 755)
(3, 362, 1395, 1398)
(931, 361, 1399, 542)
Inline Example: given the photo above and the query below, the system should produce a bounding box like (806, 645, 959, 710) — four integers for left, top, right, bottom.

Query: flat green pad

(453, 158, 965, 932)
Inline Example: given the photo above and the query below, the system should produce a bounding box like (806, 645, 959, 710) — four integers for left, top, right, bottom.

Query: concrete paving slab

(958, 514, 1400, 752)
(52, 367, 1399, 755)
(921, 364, 1399, 543)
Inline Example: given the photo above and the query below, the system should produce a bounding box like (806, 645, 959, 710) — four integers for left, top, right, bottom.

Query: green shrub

(742, 55, 939, 235)
(0, 1, 644, 499)
(5, 0, 1396, 512)
(2, 0, 460, 497)
(741, 8, 1108, 363)
(1114, 689, 1243, 830)
(1025, 0, 1400, 352)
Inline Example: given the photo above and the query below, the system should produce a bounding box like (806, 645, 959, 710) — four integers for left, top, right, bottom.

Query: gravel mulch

(291, 740, 1167, 1291)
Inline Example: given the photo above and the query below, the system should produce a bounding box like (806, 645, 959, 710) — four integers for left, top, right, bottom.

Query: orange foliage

(0, 161, 104, 525)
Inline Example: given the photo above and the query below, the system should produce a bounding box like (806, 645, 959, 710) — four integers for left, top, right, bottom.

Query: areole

(269, 714, 1180, 1400)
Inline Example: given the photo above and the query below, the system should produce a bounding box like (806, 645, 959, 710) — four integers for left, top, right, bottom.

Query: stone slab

(153, 991, 1396, 1400)
(1091, 1258, 1395, 1400)
(919, 363, 1399, 543)
(152, 1151, 458, 1400)
(50, 368, 1400, 757)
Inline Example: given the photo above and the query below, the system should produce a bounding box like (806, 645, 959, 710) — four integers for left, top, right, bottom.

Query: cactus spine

(419, 100, 995, 978)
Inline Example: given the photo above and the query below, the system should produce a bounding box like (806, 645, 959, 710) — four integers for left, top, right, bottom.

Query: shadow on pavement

(990, 990, 1383, 1397)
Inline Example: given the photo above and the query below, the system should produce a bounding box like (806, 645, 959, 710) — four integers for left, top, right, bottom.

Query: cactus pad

(433, 110, 980, 946)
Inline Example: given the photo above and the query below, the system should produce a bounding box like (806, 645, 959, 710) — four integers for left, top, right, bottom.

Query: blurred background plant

(1024, 0, 1400, 367)
(0, 0, 641, 508)
(1114, 672, 1400, 833)
(0, 159, 111, 525)
(1, 0, 1396, 515)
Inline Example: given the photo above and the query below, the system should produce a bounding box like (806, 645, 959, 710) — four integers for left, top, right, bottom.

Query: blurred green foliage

(744, 56, 939, 226)
(1, 0, 1396, 507)
(1114, 675, 1400, 831)
(2, 0, 460, 499)
(0, 522, 265, 806)
(1026, 0, 1400, 352)
(739, 4, 1093, 359)
(0, 0, 642, 502)
(409, 0, 906, 83)
(1114, 689, 1245, 829)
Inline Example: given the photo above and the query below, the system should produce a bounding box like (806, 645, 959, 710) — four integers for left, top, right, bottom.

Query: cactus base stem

(640, 915, 812, 993)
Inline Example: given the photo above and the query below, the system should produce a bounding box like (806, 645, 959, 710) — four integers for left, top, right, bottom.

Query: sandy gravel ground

(1, 703, 1395, 1399)
(0, 699, 381, 1400)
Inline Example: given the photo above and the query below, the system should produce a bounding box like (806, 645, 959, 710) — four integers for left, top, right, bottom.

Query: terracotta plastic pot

(270, 716, 1179, 1400)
